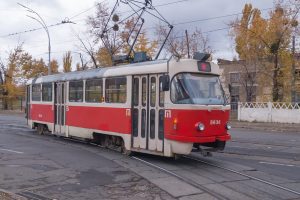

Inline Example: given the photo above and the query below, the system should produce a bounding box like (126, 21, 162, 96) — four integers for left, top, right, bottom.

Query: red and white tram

(25, 54, 231, 157)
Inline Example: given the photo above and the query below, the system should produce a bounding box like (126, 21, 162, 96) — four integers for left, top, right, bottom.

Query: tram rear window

(105, 77, 127, 103)
(69, 81, 83, 102)
(32, 84, 41, 101)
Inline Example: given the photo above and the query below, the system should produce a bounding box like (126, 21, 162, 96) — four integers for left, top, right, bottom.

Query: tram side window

(69, 81, 83, 102)
(85, 79, 103, 103)
(42, 83, 52, 102)
(32, 84, 41, 101)
(105, 77, 127, 103)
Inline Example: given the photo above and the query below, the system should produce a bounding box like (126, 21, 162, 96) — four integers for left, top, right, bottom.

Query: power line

(118, 0, 191, 15)
(155, 0, 190, 8)
(0, 20, 74, 38)
(2, 0, 292, 58)
(69, 0, 108, 20)
(0, 0, 194, 44)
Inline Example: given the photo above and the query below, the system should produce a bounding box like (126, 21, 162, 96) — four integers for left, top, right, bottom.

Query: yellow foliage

(63, 51, 72, 72)
(96, 48, 113, 67)
(231, 3, 297, 101)
(134, 32, 158, 58)
(50, 59, 59, 74)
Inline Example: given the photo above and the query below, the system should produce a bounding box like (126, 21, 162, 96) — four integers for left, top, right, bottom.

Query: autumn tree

(87, 2, 158, 66)
(96, 47, 113, 67)
(0, 44, 30, 109)
(156, 26, 213, 59)
(22, 58, 48, 80)
(75, 52, 89, 71)
(63, 51, 72, 72)
(230, 4, 267, 102)
(50, 59, 59, 74)
(134, 32, 158, 58)
(231, 2, 300, 102)
(87, 2, 120, 66)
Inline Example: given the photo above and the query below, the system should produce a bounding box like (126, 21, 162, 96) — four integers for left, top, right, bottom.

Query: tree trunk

(273, 53, 279, 102)
(2, 96, 8, 110)
(246, 90, 252, 102)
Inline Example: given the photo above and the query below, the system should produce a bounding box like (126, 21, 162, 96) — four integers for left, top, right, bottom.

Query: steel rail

(131, 156, 229, 200)
(184, 155, 300, 196)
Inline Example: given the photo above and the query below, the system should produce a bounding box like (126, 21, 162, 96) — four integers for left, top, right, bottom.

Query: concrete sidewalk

(0, 190, 27, 200)
(230, 120, 300, 133)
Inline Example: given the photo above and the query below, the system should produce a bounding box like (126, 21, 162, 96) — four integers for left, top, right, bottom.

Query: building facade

(219, 58, 300, 103)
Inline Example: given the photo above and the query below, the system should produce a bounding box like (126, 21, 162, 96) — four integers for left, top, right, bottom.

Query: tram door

(54, 82, 66, 136)
(132, 75, 164, 152)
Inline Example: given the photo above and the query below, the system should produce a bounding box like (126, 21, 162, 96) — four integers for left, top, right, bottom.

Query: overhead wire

(1, 0, 288, 58)
(0, 22, 71, 38)
(0, 0, 219, 39)
(69, 0, 108, 20)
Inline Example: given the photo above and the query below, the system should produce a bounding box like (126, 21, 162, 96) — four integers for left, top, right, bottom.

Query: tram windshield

(171, 73, 226, 105)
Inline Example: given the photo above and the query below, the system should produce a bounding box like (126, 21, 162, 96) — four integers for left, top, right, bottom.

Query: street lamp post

(18, 3, 51, 75)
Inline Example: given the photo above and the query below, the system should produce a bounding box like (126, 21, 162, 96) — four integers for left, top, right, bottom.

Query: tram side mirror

(161, 75, 170, 91)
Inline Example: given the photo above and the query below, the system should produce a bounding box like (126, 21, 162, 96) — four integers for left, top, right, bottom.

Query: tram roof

(27, 59, 168, 85)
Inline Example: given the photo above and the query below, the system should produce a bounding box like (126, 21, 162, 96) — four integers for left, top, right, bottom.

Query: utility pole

(18, 3, 51, 75)
(185, 30, 190, 58)
(18, 3, 75, 75)
(291, 35, 296, 103)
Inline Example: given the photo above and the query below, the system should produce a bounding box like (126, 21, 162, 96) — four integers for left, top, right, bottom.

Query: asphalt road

(216, 129, 300, 182)
(0, 113, 299, 200)
(0, 114, 174, 200)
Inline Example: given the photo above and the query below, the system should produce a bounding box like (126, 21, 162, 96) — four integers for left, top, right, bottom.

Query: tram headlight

(197, 123, 205, 131)
(226, 122, 231, 130)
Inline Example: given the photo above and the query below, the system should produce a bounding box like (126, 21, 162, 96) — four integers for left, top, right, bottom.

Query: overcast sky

(0, 0, 276, 70)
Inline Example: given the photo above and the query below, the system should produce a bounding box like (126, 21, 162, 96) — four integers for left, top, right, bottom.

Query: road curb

(230, 121, 300, 133)
(0, 189, 27, 200)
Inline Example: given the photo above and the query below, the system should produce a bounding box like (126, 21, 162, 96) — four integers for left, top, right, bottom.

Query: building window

(230, 86, 240, 107)
(230, 72, 240, 83)
(69, 81, 83, 102)
(105, 77, 127, 103)
(32, 84, 41, 101)
(42, 83, 52, 102)
(231, 86, 240, 96)
(85, 79, 103, 103)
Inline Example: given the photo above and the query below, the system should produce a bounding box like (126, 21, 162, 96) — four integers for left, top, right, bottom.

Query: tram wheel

(37, 124, 44, 135)
(104, 136, 113, 149)
(174, 154, 182, 160)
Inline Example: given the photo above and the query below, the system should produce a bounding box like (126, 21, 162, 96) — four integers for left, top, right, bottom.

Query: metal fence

(0, 96, 25, 111)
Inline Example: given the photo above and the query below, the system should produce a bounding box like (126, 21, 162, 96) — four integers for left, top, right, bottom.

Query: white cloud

(0, 0, 275, 68)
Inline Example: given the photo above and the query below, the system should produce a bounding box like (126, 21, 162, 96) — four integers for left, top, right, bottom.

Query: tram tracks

(131, 154, 300, 200)
(184, 155, 300, 196)
(230, 139, 300, 149)
(4, 127, 300, 199)
(131, 155, 229, 200)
